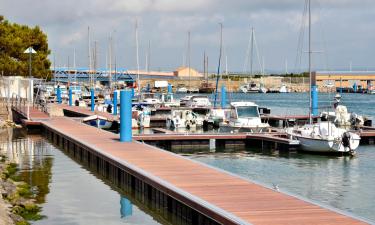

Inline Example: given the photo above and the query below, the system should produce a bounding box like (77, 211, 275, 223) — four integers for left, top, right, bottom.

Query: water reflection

(120, 197, 133, 219)
(0, 129, 161, 225)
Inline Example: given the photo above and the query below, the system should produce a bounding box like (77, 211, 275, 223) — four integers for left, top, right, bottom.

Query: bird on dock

(272, 183, 279, 191)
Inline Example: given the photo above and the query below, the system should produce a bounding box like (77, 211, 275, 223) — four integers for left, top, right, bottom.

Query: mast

(109, 33, 112, 90)
(308, 0, 312, 124)
(203, 51, 206, 82)
(88, 26, 92, 88)
(73, 48, 77, 84)
(214, 23, 223, 108)
(250, 27, 254, 77)
(188, 31, 191, 91)
(135, 20, 140, 93)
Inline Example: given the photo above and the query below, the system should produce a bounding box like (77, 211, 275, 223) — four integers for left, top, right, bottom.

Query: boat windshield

(236, 106, 259, 118)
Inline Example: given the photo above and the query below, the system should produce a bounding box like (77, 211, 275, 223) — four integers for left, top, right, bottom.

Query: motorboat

(185, 95, 211, 108)
(239, 82, 259, 93)
(176, 87, 188, 93)
(279, 84, 289, 93)
(203, 108, 229, 130)
(132, 105, 151, 128)
(220, 102, 270, 133)
(160, 93, 180, 107)
(166, 109, 203, 130)
(179, 95, 193, 107)
(83, 115, 113, 129)
(199, 82, 215, 93)
(286, 122, 360, 154)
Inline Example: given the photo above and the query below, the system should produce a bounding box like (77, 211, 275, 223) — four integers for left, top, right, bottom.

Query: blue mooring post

(353, 83, 358, 93)
(168, 83, 173, 94)
(311, 85, 318, 116)
(131, 88, 135, 98)
(56, 87, 61, 104)
(120, 90, 132, 142)
(69, 89, 72, 106)
(113, 91, 118, 115)
(90, 88, 95, 112)
(221, 85, 226, 108)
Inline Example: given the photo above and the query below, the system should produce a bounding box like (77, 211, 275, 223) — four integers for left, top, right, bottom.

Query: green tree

(0, 15, 51, 79)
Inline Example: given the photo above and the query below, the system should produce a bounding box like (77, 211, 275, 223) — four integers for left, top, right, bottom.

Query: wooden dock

(39, 117, 368, 225)
(9, 104, 372, 224)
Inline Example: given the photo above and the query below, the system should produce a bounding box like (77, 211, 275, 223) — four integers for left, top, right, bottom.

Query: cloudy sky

(1, 0, 375, 73)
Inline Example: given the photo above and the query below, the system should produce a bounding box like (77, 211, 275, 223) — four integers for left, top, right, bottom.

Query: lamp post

(23, 47, 37, 78)
(23, 47, 36, 119)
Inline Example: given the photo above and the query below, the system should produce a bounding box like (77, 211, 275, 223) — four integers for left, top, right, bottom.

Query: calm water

(0, 92, 374, 224)
(0, 129, 162, 225)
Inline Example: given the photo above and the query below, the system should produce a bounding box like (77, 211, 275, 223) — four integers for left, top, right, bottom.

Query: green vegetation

(1, 161, 45, 224)
(0, 15, 51, 79)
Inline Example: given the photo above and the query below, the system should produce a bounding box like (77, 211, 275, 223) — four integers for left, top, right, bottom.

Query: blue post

(221, 85, 226, 108)
(353, 83, 358, 93)
(69, 89, 72, 106)
(120, 90, 132, 142)
(146, 83, 150, 92)
(120, 197, 133, 218)
(113, 91, 118, 115)
(311, 85, 318, 116)
(91, 88, 95, 112)
(131, 88, 135, 98)
(168, 83, 173, 94)
(56, 87, 61, 104)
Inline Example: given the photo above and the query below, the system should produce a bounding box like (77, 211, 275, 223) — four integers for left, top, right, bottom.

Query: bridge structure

(52, 67, 176, 83)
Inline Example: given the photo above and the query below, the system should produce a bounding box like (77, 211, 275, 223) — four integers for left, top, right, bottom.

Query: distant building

(313, 71, 375, 89)
(173, 67, 203, 79)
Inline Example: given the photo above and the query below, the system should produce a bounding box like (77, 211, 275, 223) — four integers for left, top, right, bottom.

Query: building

(173, 67, 203, 79)
(313, 71, 375, 89)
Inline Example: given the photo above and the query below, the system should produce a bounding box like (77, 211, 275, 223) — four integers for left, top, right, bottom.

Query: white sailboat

(287, 0, 360, 154)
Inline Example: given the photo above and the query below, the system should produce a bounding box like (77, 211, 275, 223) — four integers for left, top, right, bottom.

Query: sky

(1, 0, 375, 73)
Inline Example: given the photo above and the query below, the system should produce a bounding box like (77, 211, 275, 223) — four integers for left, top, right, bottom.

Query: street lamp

(23, 47, 37, 78)
(23, 47, 37, 119)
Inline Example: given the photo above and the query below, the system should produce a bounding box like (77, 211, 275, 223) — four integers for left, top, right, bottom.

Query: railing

(11, 93, 30, 120)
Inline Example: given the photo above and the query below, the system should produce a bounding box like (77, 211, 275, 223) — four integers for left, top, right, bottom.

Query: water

(0, 129, 162, 225)
(1, 92, 375, 224)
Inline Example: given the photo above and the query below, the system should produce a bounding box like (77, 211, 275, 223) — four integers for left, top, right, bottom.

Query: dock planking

(40, 117, 368, 225)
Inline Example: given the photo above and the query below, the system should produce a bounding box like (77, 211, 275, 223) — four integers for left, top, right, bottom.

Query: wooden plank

(41, 117, 368, 225)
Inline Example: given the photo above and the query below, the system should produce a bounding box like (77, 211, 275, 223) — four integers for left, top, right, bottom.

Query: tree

(0, 15, 51, 79)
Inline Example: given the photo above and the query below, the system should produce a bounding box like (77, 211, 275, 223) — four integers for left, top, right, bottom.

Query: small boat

(188, 87, 200, 93)
(203, 108, 229, 130)
(176, 87, 188, 93)
(239, 82, 259, 93)
(179, 95, 193, 107)
(160, 93, 180, 107)
(286, 122, 360, 154)
(220, 102, 270, 133)
(166, 109, 202, 130)
(83, 115, 113, 129)
(199, 82, 215, 93)
(279, 84, 289, 93)
(185, 95, 211, 108)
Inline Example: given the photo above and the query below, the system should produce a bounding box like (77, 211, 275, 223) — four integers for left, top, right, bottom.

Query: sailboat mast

(135, 20, 140, 93)
(109, 33, 112, 90)
(214, 23, 223, 108)
(88, 26, 92, 88)
(250, 27, 254, 77)
(188, 31, 191, 91)
(308, 0, 312, 124)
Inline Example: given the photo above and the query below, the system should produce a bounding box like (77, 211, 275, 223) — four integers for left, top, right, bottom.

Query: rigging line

(243, 27, 252, 74)
(316, 0, 330, 72)
(253, 30, 263, 75)
(294, 0, 308, 74)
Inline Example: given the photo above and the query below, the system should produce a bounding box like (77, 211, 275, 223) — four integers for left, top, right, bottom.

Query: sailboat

(287, 0, 360, 154)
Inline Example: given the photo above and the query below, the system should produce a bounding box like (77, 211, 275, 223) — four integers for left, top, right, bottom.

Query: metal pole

(113, 91, 118, 115)
(214, 23, 223, 108)
(308, 0, 312, 124)
(69, 89, 73, 106)
(90, 88, 95, 111)
(221, 85, 226, 108)
(120, 90, 132, 142)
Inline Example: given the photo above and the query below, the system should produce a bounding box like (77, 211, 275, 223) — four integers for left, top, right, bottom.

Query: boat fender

(342, 132, 351, 148)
